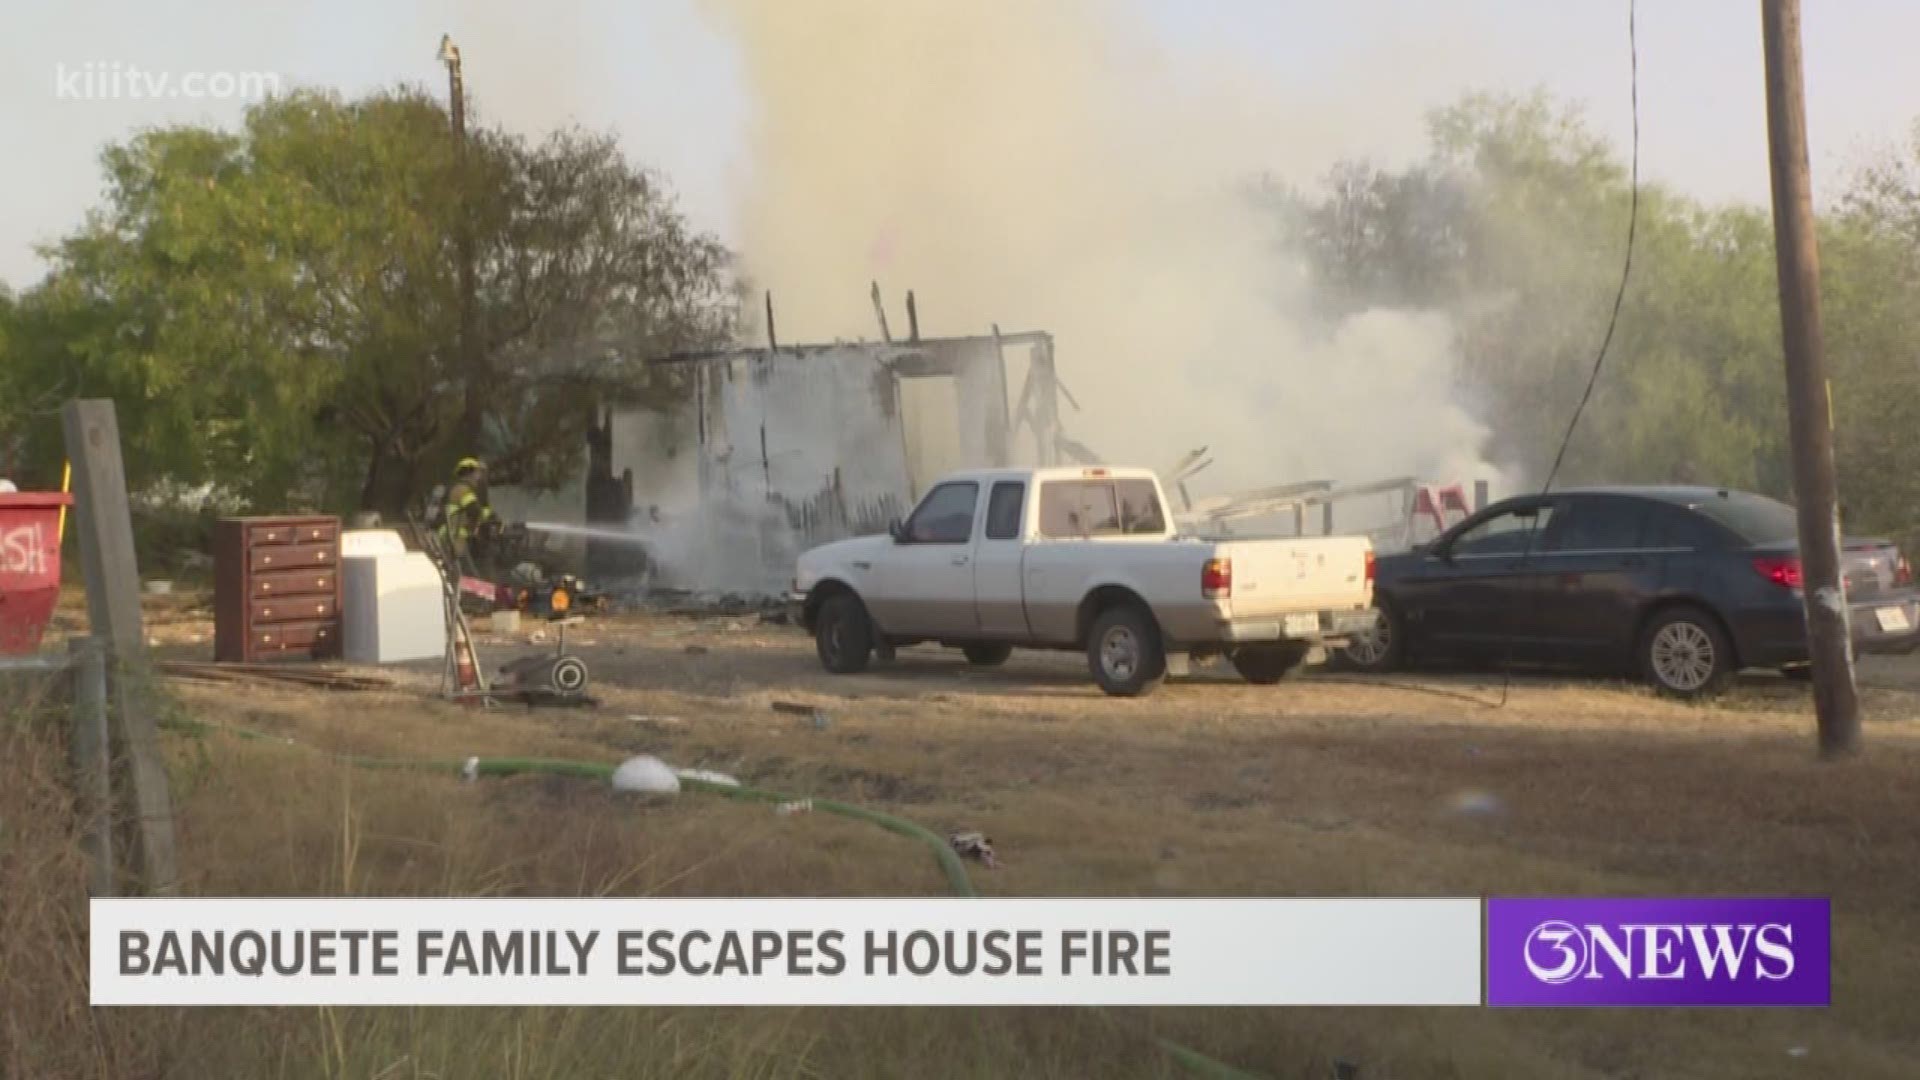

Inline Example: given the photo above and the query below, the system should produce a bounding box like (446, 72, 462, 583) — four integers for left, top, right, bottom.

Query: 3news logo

(1487, 898, 1830, 1006)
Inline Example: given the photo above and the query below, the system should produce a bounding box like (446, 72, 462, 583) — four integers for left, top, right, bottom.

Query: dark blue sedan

(1338, 486, 1920, 696)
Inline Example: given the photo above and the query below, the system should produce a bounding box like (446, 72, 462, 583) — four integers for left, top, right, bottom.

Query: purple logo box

(1486, 897, 1830, 1006)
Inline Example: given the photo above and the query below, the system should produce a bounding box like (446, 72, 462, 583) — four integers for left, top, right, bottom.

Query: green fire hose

(165, 715, 1260, 1079)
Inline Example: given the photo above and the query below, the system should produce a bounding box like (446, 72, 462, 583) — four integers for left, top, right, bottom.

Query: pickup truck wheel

(815, 594, 873, 674)
(1087, 606, 1167, 697)
(1230, 641, 1311, 685)
(962, 643, 1013, 666)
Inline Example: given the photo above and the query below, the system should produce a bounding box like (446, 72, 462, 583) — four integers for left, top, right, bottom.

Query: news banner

(91, 896, 1829, 1007)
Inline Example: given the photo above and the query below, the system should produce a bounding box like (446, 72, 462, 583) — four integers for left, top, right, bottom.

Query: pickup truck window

(904, 481, 979, 544)
(1040, 481, 1117, 538)
(1038, 480, 1165, 538)
(1117, 479, 1166, 533)
(985, 481, 1025, 540)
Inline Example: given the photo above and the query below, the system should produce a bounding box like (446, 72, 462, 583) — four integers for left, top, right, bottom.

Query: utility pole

(1761, 0, 1861, 757)
(439, 34, 482, 451)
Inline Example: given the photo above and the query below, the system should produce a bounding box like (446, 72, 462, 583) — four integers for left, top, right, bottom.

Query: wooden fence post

(68, 637, 115, 897)
(61, 399, 179, 896)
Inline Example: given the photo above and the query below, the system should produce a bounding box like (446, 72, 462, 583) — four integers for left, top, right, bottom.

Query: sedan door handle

(951, 555, 970, 566)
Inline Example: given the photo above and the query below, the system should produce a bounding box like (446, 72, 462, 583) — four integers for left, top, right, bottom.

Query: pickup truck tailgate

(1216, 536, 1372, 617)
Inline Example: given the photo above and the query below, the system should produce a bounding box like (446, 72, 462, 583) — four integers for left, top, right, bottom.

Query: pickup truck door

(868, 480, 983, 638)
(973, 479, 1030, 638)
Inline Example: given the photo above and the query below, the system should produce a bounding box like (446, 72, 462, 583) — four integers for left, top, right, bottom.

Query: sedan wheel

(1335, 599, 1403, 673)
(1640, 606, 1733, 698)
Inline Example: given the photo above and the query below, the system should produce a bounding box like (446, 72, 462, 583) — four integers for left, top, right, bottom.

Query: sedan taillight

(1897, 554, 1913, 587)
(1365, 550, 1377, 583)
(1753, 556, 1804, 590)
(1202, 558, 1232, 599)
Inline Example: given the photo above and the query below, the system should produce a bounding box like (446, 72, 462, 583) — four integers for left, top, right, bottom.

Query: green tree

(9, 86, 735, 517)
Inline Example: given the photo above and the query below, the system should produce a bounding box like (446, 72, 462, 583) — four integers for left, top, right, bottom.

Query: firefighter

(437, 457, 499, 575)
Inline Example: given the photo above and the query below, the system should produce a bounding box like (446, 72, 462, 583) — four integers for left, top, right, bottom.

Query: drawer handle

(316, 578, 325, 587)
(263, 555, 274, 565)
(262, 608, 273, 618)
(262, 583, 272, 592)
(315, 603, 325, 613)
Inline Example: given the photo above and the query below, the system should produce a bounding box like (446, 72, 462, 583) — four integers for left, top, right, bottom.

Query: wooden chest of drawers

(213, 515, 343, 662)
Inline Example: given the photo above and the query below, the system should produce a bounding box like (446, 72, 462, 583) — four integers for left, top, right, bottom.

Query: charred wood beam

(871, 281, 893, 343)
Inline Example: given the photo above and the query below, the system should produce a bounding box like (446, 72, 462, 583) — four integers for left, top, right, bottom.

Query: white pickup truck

(791, 467, 1375, 695)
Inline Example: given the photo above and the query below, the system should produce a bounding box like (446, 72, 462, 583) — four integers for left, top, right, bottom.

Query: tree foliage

(1272, 91, 1920, 545)
(0, 87, 734, 514)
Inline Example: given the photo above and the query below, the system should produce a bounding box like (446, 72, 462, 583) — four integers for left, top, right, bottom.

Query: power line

(1542, 0, 1640, 495)
(1492, 0, 1640, 708)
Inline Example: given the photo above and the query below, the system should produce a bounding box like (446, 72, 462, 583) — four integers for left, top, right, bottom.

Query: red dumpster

(0, 492, 73, 655)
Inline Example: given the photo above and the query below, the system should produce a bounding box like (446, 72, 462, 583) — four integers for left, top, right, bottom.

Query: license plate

(1876, 606, 1911, 632)
(1284, 612, 1320, 637)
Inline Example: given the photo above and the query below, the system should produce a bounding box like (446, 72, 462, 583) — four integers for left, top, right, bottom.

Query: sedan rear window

(1686, 491, 1799, 545)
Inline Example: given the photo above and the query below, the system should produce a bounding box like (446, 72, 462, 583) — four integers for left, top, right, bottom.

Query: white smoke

(699, 0, 1506, 499)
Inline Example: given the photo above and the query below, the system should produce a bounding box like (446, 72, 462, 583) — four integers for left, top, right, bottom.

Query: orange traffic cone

(455, 636, 478, 690)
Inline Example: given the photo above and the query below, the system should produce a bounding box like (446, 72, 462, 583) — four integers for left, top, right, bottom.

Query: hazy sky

(4, 0, 1917, 290)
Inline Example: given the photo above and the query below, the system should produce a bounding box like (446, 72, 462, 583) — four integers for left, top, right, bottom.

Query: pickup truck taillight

(1202, 558, 1232, 599)
(1897, 553, 1913, 587)
(1365, 550, 1376, 583)
(1753, 556, 1804, 590)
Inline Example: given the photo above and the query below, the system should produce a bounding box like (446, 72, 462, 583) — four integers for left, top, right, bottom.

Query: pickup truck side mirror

(887, 518, 906, 543)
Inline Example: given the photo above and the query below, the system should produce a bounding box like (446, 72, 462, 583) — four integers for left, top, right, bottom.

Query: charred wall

(616, 336, 1031, 596)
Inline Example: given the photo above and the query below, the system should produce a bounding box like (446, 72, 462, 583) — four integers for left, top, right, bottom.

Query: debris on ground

(949, 831, 999, 869)
(770, 700, 830, 728)
(676, 768, 740, 787)
(611, 755, 680, 793)
(774, 799, 813, 816)
(624, 714, 685, 727)
(158, 660, 392, 692)
(635, 589, 790, 620)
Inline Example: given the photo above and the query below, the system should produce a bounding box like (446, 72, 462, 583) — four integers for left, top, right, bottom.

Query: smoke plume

(700, 0, 1503, 499)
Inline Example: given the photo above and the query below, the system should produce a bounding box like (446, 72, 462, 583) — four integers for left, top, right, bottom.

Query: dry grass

(7, 595, 1920, 1078)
